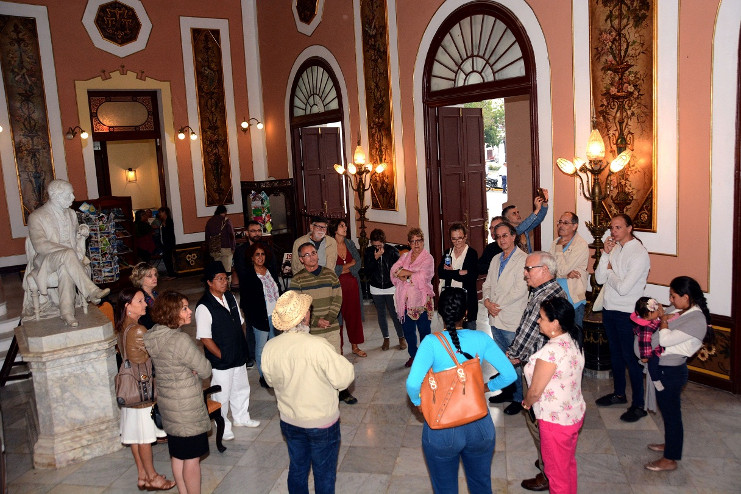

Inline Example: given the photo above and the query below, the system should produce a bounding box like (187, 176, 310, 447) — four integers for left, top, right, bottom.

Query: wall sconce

(65, 125, 89, 140)
(126, 168, 137, 183)
(239, 117, 263, 133)
(177, 125, 198, 140)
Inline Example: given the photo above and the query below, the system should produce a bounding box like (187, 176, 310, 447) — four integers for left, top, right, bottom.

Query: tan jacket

(262, 331, 354, 428)
(144, 324, 212, 437)
(118, 323, 149, 365)
(291, 234, 337, 274)
(548, 234, 589, 305)
(481, 248, 529, 331)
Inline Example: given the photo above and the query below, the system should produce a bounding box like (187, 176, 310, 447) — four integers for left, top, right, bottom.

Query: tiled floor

(3, 273, 741, 493)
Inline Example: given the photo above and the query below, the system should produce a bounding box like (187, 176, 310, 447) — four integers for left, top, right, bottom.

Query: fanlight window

(292, 64, 339, 117)
(430, 14, 525, 91)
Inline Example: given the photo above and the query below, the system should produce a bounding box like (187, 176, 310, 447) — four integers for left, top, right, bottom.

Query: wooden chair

(203, 385, 226, 452)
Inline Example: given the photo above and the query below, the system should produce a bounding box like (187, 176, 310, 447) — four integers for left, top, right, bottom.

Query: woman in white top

(437, 223, 479, 329)
(522, 297, 585, 494)
(594, 214, 650, 422)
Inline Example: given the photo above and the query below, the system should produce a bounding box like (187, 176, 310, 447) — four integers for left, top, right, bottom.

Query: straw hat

(272, 291, 312, 331)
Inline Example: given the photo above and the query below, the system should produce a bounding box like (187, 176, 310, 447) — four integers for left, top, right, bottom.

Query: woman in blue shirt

(406, 287, 516, 493)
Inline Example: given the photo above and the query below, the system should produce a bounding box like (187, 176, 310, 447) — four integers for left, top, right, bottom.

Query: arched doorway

(423, 2, 539, 263)
(289, 57, 349, 230)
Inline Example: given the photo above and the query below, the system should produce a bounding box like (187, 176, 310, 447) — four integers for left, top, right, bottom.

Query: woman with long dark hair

(330, 218, 366, 357)
(406, 288, 516, 493)
(644, 276, 712, 472)
(115, 287, 174, 491)
(522, 297, 586, 494)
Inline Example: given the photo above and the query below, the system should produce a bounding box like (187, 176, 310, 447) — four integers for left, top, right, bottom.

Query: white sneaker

(233, 419, 260, 428)
(222, 431, 235, 441)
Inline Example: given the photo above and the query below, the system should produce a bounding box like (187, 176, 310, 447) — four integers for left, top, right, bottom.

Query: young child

(631, 297, 676, 392)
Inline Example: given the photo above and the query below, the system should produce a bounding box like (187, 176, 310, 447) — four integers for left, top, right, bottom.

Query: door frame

(422, 2, 540, 262)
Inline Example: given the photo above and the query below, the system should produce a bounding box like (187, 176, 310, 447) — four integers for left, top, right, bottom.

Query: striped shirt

(289, 267, 342, 335)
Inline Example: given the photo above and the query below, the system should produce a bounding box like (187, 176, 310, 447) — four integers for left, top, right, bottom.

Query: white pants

(211, 365, 251, 435)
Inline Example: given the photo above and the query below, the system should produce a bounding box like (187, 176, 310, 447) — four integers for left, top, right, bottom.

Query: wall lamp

(126, 168, 137, 183)
(65, 125, 89, 140)
(239, 117, 263, 133)
(177, 125, 198, 140)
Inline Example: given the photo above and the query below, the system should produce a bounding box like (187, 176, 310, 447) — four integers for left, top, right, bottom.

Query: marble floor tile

(235, 440, 290, 470)
(392, 446, 428, 477)
(576, 427, 616, 455)
(198, 463, 232, 493)
(214, 465, 284, 494)
(400, 424, 423, 449)
(9, 483, 53, 494)
(683, 457, 741, 492)
(721, 431, 741, 459)
(351, 423, 406, 448)
(617, 452, 692, 487)
(598, 407, 661, 430)
(361, 403, 412, 425)
(577, 452, 629, 485)
(386, 474, 434, 493)
(608, 428, 664, 457)
(47, 485, 105, 494)
(334, 472, 391, 494)
(338, 446, 399, 474)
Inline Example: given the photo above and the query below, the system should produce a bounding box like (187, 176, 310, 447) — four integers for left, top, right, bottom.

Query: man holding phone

(502, 188, 549, 253)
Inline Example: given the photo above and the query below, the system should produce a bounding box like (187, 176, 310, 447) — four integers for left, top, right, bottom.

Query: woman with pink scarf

(391, 228, 435, 367)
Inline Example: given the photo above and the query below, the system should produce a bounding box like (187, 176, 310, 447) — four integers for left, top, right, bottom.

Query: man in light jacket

(548, 211, 589, 328)
(262, 291, 355, 494)
(481, 221, 529, 414)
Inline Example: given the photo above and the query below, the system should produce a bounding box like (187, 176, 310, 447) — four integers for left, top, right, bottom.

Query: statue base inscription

(15, 305, 122, 469)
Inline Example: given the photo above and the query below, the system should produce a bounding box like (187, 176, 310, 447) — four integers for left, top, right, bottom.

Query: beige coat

(481, 248, 529, 331)
(291, 233, 337, 274)
(143, 324, 212, 437)
(548, 234, 589, 305)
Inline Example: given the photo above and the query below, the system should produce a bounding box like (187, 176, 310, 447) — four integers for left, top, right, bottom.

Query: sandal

(351, 346, 367, 358)
(146, 474, 176, 491)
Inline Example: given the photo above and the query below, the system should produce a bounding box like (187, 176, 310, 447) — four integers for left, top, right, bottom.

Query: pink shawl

(391, 248, 435, 321)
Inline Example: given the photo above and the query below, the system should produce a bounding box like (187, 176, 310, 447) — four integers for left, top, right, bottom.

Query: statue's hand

(77, 224, 90, 237)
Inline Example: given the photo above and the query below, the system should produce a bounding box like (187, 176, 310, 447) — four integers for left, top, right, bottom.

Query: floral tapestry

(0, 15, 54, 222)
(192, 28, 233, 207)
(590, 0, 655, 231)
(361, 0, 396, 211)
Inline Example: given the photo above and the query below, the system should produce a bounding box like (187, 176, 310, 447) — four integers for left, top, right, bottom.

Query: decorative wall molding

(0, 2, 67, 240)
(74, 69, 202, 244)
(82, 0, 152, 58)
(240, 0, 267, 180)
(413, 0, 553, 252)
(292, 0, 325, 36)
(180, 17, 242, 217)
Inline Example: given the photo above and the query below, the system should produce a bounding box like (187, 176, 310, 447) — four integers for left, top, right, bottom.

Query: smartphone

(536, 187, 546, 201)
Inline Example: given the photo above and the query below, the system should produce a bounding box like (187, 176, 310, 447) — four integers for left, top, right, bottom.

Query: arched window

(290, 58, 341, 125)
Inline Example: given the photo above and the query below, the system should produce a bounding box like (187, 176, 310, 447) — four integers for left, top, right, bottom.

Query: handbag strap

(120, 323, 138, 362)
(433, 332, 461, 366)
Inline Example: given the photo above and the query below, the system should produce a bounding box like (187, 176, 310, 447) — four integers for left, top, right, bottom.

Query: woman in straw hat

(261, 291, 355, 494)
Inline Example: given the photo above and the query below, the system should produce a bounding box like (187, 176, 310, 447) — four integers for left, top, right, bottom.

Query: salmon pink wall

(0, 0, 252, 259)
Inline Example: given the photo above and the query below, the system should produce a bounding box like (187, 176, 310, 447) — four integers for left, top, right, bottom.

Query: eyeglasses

(409, 239, 424, 244)
(311, 224, 327, 230)
(212, 275, 228, 281)
(299, 251, 318, 258)
(494, 233, 511, 240)
(450, 236, 465, 241)
(524, 265, 543, 272)
(557, 220, 576, 225)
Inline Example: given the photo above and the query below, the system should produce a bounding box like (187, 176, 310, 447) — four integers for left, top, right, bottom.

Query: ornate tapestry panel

(361, 0, 396, 210)
(590, 0, 656, 231)
(430, 13, 525, 92)
(688, 325, 731, 381)
(191, 28, 233, 206)
(88, 91, 158, 140)
(0, 15, 54, 222)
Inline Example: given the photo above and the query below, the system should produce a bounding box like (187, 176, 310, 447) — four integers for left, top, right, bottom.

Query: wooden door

(295, 127, 346, 229)
(436, 107, 487, 256)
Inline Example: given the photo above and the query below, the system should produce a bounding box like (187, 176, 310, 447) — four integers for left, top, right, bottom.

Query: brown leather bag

(115, 324, 156, 408)
(420, 332, 488, 429)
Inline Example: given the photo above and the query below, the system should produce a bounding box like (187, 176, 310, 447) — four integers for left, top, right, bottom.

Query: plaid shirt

(633, 317, 664, 359)
(508, 279, 566, 361)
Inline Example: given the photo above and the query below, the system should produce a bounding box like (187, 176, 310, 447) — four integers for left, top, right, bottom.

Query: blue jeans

(656, 364, 688, 460)
(371, 294, 403, 339)
(254, 315, 276, 377)
(280, 419, 341, 494)
(491, 327, 522, 401)
(422, 415, 496, 494)
(603, 310, 644, 408)
(402, 311, 431, 358)
(574, 304, 585, 329)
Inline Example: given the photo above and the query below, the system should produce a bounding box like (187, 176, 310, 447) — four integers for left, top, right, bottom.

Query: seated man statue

(22, 179, 110, 327)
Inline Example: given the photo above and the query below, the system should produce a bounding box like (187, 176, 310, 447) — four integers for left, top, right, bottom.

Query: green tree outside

(464, 99, 506, 148)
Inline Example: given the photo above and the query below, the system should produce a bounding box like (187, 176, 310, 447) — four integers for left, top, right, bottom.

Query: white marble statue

(22, 179, 110, 327)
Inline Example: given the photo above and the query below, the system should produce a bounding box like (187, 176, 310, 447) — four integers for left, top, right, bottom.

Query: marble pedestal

(15, 306, 122, 469)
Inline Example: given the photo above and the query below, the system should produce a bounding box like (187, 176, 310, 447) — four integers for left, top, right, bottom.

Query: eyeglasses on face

(212, 275, 228, 281)
(494, 233, 511, 240)
(524, 265, 543, 272)
(311, 224, 327, 230)
(409, 238, 424, 244)
(557, 220, 576, 225)
(450, 236, 465, 241)
(299, 251, 318, 258)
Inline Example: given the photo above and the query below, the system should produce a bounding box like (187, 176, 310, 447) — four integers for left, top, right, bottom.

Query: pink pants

(539, 417, 583, 494)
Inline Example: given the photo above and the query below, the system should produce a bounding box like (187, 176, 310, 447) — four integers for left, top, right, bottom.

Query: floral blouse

(523, 333, 586, 426)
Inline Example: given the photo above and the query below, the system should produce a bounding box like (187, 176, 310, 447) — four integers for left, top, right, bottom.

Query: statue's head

(47, 180, 74, 209)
